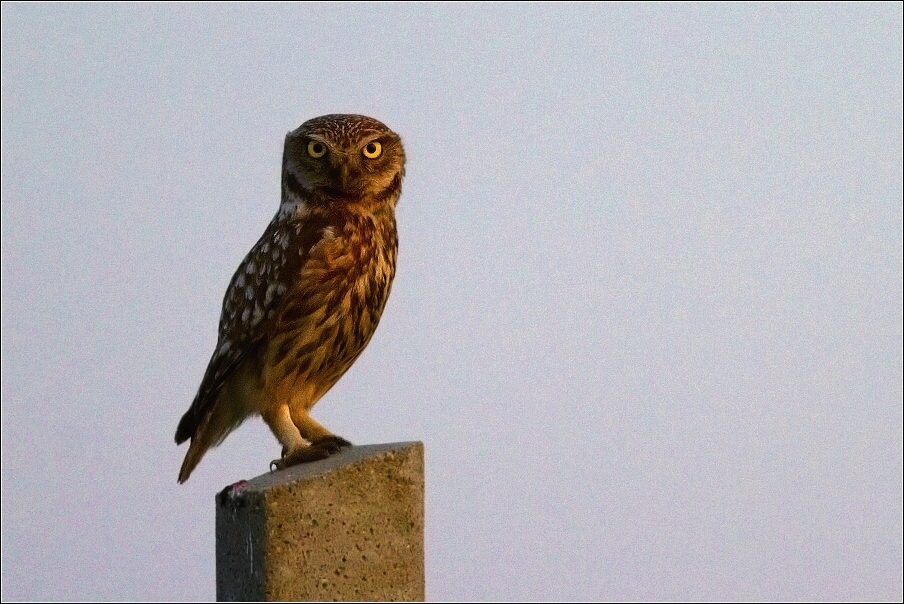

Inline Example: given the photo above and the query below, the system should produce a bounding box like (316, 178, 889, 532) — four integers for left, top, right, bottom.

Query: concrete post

(215, 441, 424, 601)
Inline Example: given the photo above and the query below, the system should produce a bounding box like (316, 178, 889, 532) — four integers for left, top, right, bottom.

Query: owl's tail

(176, 395, 251, 483)
(178, 439, 209, 484)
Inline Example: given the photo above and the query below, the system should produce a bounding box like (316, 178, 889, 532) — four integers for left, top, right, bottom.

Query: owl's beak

(334, 161, 364, 196)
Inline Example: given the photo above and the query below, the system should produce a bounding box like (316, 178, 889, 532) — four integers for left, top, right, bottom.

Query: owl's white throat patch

(278, 199, 310, 220)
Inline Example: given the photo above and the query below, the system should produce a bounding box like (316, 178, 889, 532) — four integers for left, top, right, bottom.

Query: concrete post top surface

(217, 441, 423, 501)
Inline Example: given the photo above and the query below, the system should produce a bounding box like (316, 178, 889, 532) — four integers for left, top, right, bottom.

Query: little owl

(175, 114, 405, 483)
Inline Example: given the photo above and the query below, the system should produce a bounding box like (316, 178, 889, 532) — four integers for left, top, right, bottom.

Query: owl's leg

(290, 408, 349, 445)
(263, 405, 349, 471)
(261, 404, 309, 471)
(267, 407, 352, 470)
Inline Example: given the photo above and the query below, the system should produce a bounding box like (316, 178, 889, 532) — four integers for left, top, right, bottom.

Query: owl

(175, 114, 405, 483)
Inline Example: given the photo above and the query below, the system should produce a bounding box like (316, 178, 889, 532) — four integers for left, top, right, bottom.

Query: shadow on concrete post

(215, 441, 424, 602)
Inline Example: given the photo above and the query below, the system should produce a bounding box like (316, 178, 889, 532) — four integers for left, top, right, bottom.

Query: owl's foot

(269, 436, 352, 471)
(313, 435, 352, 450)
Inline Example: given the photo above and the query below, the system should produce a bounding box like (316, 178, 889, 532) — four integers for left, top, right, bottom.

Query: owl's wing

(175, 210, 332, 445)
(173, 334, 251, 446)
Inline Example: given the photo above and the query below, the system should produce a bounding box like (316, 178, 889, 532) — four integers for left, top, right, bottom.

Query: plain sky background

(2, 3, 902, 601)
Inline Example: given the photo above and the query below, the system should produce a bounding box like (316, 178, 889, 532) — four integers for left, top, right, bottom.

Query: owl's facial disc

(304, 137, 387, 196)
(283, 116, 404, 203)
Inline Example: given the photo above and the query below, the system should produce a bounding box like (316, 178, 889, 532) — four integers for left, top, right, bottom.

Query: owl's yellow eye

(307, 141, 327, 158)
(362, 141, 382, 159)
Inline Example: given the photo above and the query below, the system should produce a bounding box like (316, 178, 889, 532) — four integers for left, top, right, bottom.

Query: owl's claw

(269, 436, 352, 472)
(313, 435, 353, 452)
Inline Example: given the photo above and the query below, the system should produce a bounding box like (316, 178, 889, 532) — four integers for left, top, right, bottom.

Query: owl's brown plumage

(175, 114, 404, 483)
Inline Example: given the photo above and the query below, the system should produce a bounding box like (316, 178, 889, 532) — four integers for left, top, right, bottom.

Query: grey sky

(2, 3, 901, 600)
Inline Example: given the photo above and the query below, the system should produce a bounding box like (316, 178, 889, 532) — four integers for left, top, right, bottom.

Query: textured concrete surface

(216, 442, 424, 602)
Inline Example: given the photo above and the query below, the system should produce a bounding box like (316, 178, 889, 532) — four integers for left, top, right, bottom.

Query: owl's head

(282, 114, 405, 204)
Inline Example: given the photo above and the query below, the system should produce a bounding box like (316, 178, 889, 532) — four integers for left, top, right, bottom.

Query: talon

(312, 435, 352, 452)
